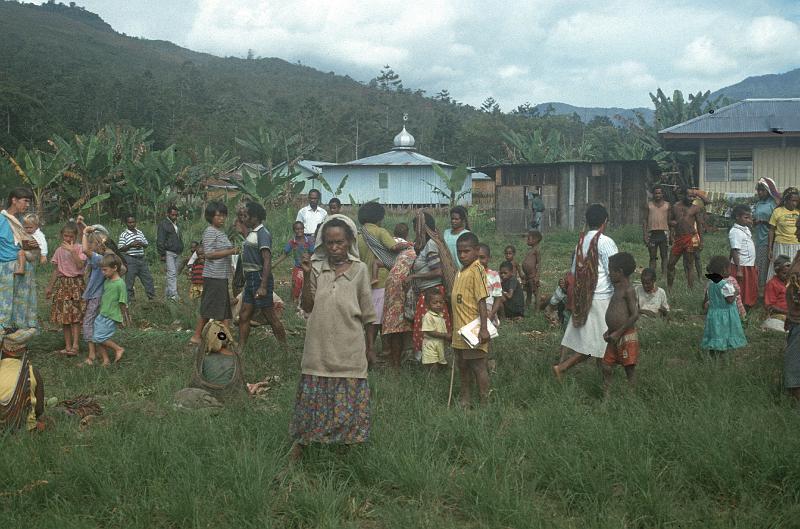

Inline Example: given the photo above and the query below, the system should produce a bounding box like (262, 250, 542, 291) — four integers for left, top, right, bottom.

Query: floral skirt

(289, 375, 370, 445)
(411, 285, 452, 353)
(51, 276, 86, 325)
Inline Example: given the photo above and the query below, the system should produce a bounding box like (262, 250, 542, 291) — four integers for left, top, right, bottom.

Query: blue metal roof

(659, 98, 800, 135)
(340, 149, 453, 167)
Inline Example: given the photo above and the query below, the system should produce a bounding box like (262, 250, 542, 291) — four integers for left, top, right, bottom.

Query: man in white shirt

(295, 189, 327, 241)
(553, 204, 619, 379)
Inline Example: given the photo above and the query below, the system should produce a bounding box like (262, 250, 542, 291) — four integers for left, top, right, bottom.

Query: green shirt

(356, 223, 396, 289)
(100, 277, 127, 322)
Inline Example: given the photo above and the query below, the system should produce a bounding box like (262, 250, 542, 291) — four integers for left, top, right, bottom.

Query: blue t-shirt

(0, 215, 19, 263)
(753, 199, 776, 247)
(83, 253, 105, 300)
(242, 225, 272, 273)
(283, 236, 314, 267)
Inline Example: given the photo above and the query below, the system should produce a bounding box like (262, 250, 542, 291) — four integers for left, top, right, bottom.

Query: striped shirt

(202, 226, 233, 279)
(118, 229, 148, 258)
(570, 230, 618, 300)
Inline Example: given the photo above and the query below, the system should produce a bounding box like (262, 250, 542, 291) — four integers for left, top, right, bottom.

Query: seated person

(189, 320, 246, 397)
(499, 261, 525, 321)
(635, 268, 670, 318)
(0, 327, 44, 431)
(763, 255, 791, 332)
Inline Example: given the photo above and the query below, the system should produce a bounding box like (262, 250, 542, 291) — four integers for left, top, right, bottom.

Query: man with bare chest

(642, 184, 670, 276)
(667, 187, 704, 290)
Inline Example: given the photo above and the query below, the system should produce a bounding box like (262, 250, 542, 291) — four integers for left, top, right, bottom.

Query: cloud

(677, 36, 738, 75)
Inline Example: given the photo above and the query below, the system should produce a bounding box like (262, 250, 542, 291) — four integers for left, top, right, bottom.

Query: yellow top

(451, 260, 490, 352)
(769, 206, 800, 245)
(357, 223, 396, 289)
(421, 310, 448, 364)
(0, 357, 37, 431)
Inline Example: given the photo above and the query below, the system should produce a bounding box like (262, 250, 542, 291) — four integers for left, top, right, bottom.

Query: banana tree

(317, 173, 349, 197)
(233, 163, 305, 205)
(427, 164, 471, 207)
(0, 146, 69, 212)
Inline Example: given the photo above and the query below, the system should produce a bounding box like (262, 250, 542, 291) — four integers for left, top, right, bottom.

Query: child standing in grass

(92, 254, 129, 366)
(503, 245, 524, 285)
(81, 227, 111, 365)
(729, 204, 757, 310)
(45, 222, 86, 357)
(451, 232, 490, 406)
(522, 230, 542, 310)
(499, 261, 525, 321)
(602, 252, 640, 391)
(421, 291, 450, 371)
(701, 255, 747, 356)
(275, 221, 314, 303)
(477, 243, 503, 325)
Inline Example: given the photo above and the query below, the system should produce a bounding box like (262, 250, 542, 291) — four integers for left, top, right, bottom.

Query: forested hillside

(712, 68, 800, 101)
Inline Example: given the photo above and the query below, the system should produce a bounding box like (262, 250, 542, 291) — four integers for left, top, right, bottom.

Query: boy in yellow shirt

(451, 232, 490, 406)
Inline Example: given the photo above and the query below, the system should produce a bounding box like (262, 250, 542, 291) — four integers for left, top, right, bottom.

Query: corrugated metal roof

(339, 149, 453, 167)
(659, 98, 800, 135)
(297, 160, 335, 174)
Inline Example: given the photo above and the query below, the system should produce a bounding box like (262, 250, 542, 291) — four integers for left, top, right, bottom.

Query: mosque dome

(393, 125, 416, 150)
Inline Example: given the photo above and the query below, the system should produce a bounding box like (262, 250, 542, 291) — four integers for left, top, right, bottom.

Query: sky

(71, 0, 800, 110)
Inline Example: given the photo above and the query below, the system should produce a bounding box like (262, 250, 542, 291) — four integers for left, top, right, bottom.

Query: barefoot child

(92, 254, 129, 366)
(274, 221, 314, 303)
(451, 232, 491, 406)
(602, 252, 640, 390)
(635, 268, 670, 318)
(499, 261, 525, 321)
(45, 222, 86, 357)
(701, 255, 747, 356)
(503, 245, 524, 285)
(522, 230, 542, 310)
(421, 291, 450, 371)
(81, 228, 111, 365)
(729, 204, 757, 310)
(477, 243, 503, 325)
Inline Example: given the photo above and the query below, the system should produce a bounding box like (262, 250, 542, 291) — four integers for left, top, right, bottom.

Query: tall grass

(2, 216, 800, 528)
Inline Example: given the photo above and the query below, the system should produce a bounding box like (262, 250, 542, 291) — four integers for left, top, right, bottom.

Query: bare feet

(79, 358, 94, 367)
(552, 364, 562, 381)
(114, 348, 125, 364)
(188, 336, 201, 345)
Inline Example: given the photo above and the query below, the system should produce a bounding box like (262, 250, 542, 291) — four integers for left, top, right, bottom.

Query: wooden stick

(447, 349, 456, 408)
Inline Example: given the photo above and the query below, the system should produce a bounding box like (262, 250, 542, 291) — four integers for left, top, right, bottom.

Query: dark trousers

(124, 255, 155, 300)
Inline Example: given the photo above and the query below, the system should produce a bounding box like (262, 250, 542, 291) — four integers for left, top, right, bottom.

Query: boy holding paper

(451, 232, 491, 406)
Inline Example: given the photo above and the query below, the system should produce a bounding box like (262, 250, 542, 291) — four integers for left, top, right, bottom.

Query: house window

(704, 148, 753, 182)
(378, 172, 388, 189)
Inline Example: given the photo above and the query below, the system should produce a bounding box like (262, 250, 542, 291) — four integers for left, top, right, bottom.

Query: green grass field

(2, 214, 799, 529)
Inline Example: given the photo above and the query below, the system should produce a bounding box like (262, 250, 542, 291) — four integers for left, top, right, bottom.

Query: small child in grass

(186, 241, 205, 300)
(763, 254, 790, 332)
(522, 229, 542, 310)
(602, 252, 640, 391)
(503, 245, 524, 285)
(701, 255, 747, 357)
(274, 221, 314, 303)
(451, 232, 490, 406)
(635, 268, 670, 318)
(728, 204, 757, 310)
(92, 254, 129, 366)
(499, 261, 525, 321)
(420, 291, 450, 372)
(477, 243, 503, 325)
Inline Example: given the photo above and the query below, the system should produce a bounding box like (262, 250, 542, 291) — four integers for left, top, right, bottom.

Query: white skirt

(561, 297, 610, 358)
(767, 243, 800, 281)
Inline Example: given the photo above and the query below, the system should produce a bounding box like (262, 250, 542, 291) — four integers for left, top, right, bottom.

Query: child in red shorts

(275, 221, 314, 303)
(602, 252, 640, 394)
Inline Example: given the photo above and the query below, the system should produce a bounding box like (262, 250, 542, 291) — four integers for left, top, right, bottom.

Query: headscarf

(311, 214, 361, 268)
(414, 210, 457, 296)
(1, 327, 37, 356)
(782, 187, 799, 209)
(757, 177, 781, 204)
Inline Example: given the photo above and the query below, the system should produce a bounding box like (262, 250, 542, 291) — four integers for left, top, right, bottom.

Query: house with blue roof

(660, 98, 800, 194)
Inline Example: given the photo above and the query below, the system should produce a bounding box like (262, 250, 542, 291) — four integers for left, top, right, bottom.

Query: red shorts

(672, 233, 699, 256)
(603, 328, 640, 367)
(291, 266, 304, 300)
(730, 264, 758, 307)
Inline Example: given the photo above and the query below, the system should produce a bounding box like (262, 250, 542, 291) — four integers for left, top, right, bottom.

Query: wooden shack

(481, 160, 660, 232)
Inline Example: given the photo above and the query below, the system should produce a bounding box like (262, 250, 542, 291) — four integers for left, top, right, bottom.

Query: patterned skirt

(289, 375, 370, 445)
(51, 276, 87, 325)
(411, 285, 452, 353)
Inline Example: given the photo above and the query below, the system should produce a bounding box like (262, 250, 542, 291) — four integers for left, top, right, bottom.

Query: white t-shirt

(728, 224, 755, 266)
(635, 284, 670, 314)
(571, 230, 618, 300)
(33, 228, 48, 256)
(296, 205, 327, 236)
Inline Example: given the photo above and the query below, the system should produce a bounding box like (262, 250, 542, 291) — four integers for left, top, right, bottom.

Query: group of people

(4, 179, 800, 457)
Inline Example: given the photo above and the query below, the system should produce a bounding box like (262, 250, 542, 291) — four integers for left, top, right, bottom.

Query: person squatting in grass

(420, 290, 450, 373)
(635, 268, 670, 318)
(451, 231, 491, 406)
(553, 204, 618, 380)
(190, 202, 238, 345)
(289, 215, 376, 460)
(45, 222, 86, 357)
(667, 186, 704, 291)
(642, 184, 671, 277)
(91, 253, 130, 366)
(763, 254, 790, 332)
(499, 261, 525, 321)
(601, 252, 640, 393)
(274, 221, 314, 305)
(701, 255, 747, 357)
(522, 229, 542, 311)
(238, 201, 287, 349)
(729, 204, 758, 311)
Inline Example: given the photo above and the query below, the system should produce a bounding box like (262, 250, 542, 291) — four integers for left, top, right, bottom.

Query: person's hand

(21, 239, 39, 251)
(445, 333, 452, 342)
(558, 277, 566, 290)
(366, 347, 377, 367)
(478, 327, 490, 344)
(643, 234, 649, 245)
(256, 286, 268, 299)
(83, 225, 94, 234)
(768, 249, 774, 262)
(300, 253, 312, 274)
